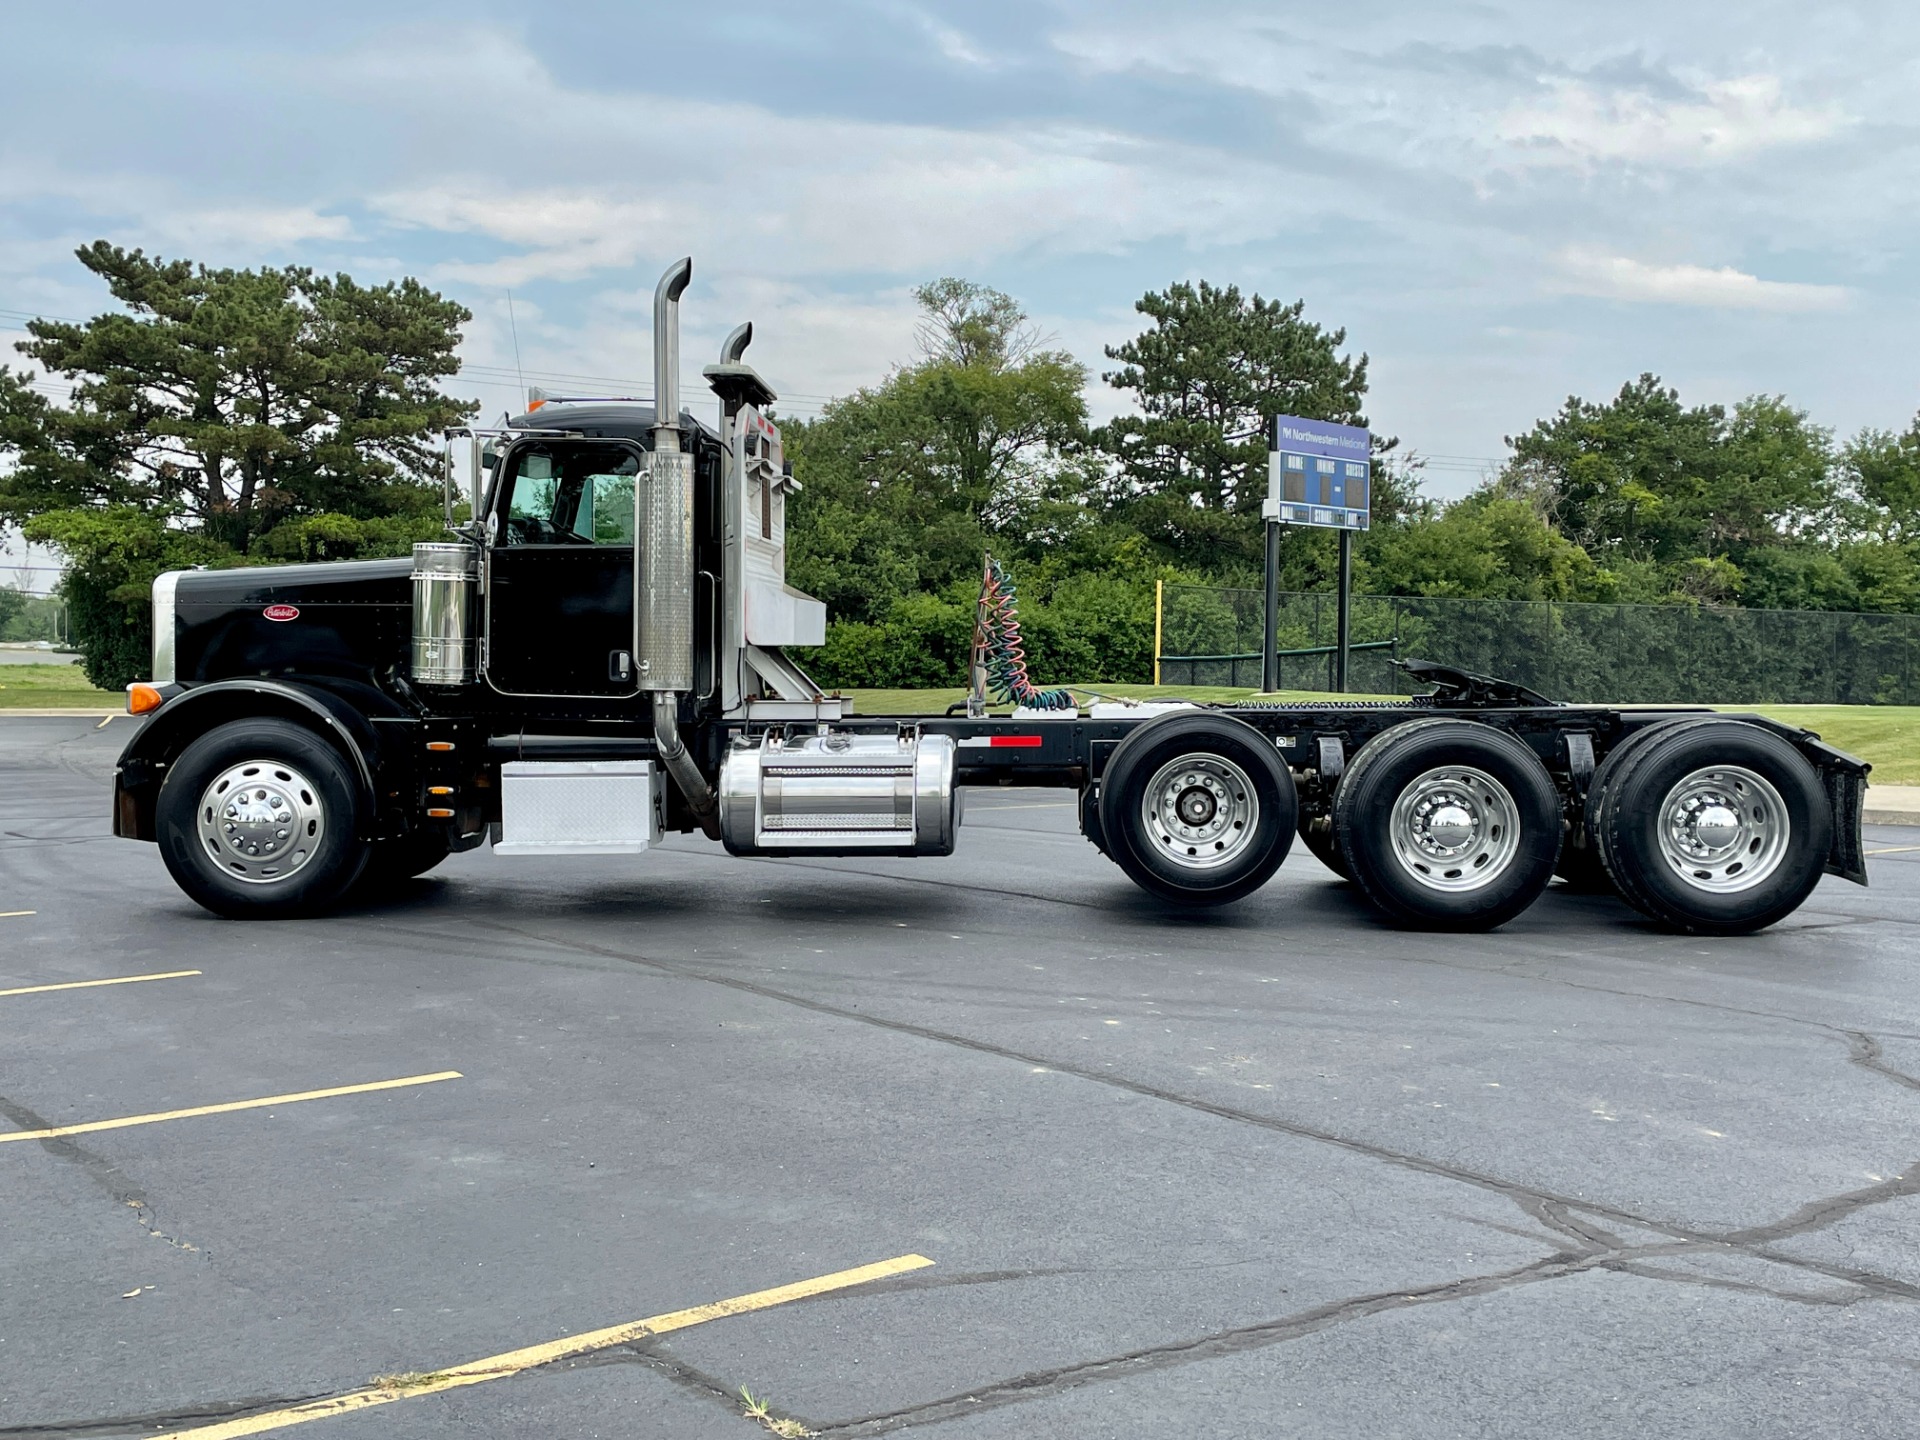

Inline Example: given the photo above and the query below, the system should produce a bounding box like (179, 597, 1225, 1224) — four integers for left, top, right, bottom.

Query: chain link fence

(1155, 585, 1920, 704)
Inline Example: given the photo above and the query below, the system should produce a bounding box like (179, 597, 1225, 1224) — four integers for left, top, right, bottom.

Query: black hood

(172, 556, 413, 687)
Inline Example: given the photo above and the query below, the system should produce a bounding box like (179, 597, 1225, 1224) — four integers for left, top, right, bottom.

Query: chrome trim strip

(151, 571, 183, 684)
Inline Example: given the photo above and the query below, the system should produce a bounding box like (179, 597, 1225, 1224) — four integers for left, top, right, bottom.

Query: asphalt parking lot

(4, 714, 1919, 1438)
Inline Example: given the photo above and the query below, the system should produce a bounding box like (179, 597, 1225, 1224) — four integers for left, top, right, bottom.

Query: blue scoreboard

(1263, 415, 1371, 531)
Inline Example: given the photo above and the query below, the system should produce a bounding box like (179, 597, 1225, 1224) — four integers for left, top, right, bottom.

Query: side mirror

(443, 432, 484, 528)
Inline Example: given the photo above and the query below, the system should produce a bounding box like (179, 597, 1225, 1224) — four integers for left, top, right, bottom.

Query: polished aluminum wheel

(1140, 753, 1259, 871)
(1388, 765, 1521, 893)
(1656, 765, 1790, 894)
(196, 759, 326, 885)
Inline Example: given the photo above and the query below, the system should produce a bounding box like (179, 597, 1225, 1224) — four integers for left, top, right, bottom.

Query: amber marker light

(126, 684, 164, 715)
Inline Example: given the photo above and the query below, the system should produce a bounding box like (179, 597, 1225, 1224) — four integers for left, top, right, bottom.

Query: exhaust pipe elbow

(653, 692, 721, 841)
(653, 257, 692, 441)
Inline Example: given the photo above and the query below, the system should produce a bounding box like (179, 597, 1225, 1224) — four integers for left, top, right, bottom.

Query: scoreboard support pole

(1335, 528, 1353, 694)
(1262, 519, 1281, 694)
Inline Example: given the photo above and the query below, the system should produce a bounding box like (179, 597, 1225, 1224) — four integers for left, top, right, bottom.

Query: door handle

(610, 650, 633, 682)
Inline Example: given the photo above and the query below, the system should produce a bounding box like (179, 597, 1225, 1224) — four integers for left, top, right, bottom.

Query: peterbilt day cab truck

(111, 259, 1870, 935)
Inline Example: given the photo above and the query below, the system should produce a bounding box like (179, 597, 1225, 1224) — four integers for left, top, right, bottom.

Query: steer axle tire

(1588, 719, 1829, 936)
(155, 718, 370, 919)
(1335, 719, 1560, 932)
(1099, 712, 1297, 906)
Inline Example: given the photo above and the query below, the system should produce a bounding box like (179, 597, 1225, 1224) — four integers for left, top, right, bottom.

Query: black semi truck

(110, 259, 1870, 934)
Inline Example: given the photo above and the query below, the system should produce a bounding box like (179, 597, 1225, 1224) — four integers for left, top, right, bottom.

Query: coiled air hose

(976, 557, 1075, 711)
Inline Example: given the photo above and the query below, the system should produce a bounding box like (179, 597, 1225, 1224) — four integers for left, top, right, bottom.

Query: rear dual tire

(1586, 719, 1828, 936)
(1334, 719, 1562, 932)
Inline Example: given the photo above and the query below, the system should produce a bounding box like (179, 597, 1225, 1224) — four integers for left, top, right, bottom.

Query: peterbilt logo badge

(262, 604, 300, 622)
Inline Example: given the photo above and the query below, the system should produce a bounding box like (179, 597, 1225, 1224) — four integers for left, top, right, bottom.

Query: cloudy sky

(5, 0, 1917, 587)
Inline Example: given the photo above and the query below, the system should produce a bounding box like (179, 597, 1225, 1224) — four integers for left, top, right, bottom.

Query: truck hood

(170, 556, 414, 687)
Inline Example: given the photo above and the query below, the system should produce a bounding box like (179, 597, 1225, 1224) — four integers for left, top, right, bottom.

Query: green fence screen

(1155, 586, 1920, 704)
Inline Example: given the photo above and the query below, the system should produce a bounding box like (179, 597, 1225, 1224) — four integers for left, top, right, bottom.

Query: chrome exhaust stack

(641, 256, 720, 838)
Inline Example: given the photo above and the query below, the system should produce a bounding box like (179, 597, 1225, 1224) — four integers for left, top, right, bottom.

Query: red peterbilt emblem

(262, 604, 300, 622)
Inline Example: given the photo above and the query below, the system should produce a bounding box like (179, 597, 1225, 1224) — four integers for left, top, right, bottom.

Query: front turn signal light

(126, 683, 164, 716)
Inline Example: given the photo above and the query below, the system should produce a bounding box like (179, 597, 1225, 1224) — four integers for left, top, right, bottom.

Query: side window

(499, 445, 640, 545)
(582, 472, 636, 544)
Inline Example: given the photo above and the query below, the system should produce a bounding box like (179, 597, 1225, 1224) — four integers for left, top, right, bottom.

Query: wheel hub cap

(1692, 804, 1741, 849)
(1657, 766, 1789, 894)
(196, 760, 325, 885)
(1424, 802, 1476, 849)
(1177, 786, 1218, 827)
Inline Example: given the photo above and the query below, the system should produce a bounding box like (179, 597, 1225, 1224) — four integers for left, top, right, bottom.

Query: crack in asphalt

(0, 1093, 211, 1262)
(0, 1393, 329, 1439)
(801, 1241, 1833, 1436)
(1847, 1030, 1920, 1093)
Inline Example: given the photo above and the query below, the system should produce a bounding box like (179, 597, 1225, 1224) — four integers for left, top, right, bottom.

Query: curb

(0, 708, 122, 718)
(1865, 810, 1920, 828)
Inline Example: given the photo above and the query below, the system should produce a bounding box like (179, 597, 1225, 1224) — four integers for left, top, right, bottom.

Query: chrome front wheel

(1099, 713, 1297, 906)
(196, 759, 328, 885)
(156, 718, 368, 919)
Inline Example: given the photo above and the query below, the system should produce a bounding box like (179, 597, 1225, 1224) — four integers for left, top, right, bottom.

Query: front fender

(113, 680, 393, 841)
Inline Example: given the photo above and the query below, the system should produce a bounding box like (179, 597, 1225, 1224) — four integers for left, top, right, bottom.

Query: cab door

(484, 439, 644, 698)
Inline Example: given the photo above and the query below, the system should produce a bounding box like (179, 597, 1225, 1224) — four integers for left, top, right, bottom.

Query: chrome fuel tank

(718, 730, 958, 856)
(410, 542, 479, 686)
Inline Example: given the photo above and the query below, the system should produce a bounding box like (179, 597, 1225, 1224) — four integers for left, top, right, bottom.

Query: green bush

(22, 509, 228, 690)
(802, 565, 1161, 690)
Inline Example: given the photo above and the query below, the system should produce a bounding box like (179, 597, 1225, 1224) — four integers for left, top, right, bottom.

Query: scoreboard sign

(1264, 415, 1371, 530)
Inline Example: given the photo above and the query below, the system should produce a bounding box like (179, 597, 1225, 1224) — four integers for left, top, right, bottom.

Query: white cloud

(377, 189, 674, 286)
(919, 15, 990, 68)
(1495, 75, 1846, 168)
(151, 205, 354, 250)
(1556, 248, 1849, 311)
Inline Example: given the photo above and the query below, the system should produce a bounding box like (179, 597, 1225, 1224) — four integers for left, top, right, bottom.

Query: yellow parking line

(1867, 845, 1920, 856)
(152, 1253, 935, 1438)
(0, 910, 36, 919)
(0, 1072, 461, 1145)
(0, 969, 201, 999)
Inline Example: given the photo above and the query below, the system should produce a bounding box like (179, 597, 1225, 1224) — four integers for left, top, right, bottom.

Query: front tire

(1099, 713, 1297, 906)
(156, 719, 369, 919)
(1335, 719, 1560, 931)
